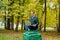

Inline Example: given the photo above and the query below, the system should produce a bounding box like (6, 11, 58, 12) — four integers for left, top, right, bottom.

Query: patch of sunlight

(42, 27, 57, 31)
(14, 24, 21, 30)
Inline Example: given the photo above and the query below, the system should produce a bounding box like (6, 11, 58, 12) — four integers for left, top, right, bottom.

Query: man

(29, 10, 39, 30)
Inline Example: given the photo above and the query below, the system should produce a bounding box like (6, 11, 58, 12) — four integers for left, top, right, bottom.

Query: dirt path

(41, 32, 60, 40)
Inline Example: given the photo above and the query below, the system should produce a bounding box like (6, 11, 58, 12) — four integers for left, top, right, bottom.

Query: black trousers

(29, 25, 38, 31)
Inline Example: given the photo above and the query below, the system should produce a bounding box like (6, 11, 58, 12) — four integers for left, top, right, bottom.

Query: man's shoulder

(30, 16, 37, 19)
(34, 16, 38, 18)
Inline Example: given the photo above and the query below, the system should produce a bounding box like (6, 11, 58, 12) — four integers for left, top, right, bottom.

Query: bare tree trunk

(44, 0, 46, 32)
(5, 7, 10, 30)
(57, 1, 60, 32)
(4, 15, 7, 29)
(21, 15, 24, 31)
(11, 15, 14, 30)
(59, 3, 60, 32)
(15, 13, 20, 32)
(7, 17, 10, 30)
(15, 18, 19, 31)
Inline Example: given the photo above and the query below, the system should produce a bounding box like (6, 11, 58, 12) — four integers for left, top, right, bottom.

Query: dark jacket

(29, 16, 39, 30)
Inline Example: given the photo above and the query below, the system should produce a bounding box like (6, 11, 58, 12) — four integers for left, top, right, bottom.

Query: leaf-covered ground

(0, 30, 60, 40)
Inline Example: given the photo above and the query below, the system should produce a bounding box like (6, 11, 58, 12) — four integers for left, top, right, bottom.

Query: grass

(0, 33, 22, 40)
(0, 30, 23, 40)
(0, 30, 60, 40)
(0, 34, 14, 40)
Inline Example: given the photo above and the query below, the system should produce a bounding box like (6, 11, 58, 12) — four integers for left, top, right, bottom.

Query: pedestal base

(22, 31, 42, 40)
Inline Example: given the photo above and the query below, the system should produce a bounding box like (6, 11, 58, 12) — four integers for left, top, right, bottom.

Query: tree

(6, 0, 14, 30)
(21, 14, 24, 31)
(15, 12, 20, 32)
(10, 14, 14, 30)
(9, 1, 14, 30)
(57, 0, 60, 32)
(44, 0, 46, 32)
(59, 2, 60, 32)
(15, 0, 21, 31)
(21, 0, 25, 31)
(7, 15, 10, 30)
(4, 15, 6, 29)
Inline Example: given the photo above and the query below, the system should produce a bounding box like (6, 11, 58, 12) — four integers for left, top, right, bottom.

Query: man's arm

(35, 17, 39, 25)
(32, 17, 39, 26)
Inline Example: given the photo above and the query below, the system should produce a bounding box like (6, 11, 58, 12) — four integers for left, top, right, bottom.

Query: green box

(23, 31, 42, 40)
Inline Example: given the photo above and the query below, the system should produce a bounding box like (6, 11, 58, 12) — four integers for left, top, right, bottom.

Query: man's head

(30, 10, 35, 16)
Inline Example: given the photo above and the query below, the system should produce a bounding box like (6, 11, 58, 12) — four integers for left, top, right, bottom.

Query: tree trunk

(59, 3, 60, 32)
(7, 17, 10, 30)
(4, 15, 7, 29)
(11, 15, 14, 30)
(44, 0, 46, 32)
(15, 13, 20, 32)
(15, 0, 21, 32)
(57, 1, 60, 32)
(21, 17, 24, 31)
(21, 0, 25, 31)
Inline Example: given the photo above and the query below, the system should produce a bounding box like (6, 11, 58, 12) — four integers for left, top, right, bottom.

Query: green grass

(0, 34, 22, 40)
(0, 30, 60, 40)
(0, 28, 4, 30)
(0, 34, 14, 40)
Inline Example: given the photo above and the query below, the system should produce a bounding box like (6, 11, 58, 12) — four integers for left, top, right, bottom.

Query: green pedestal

(22, 31, 42, 40)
